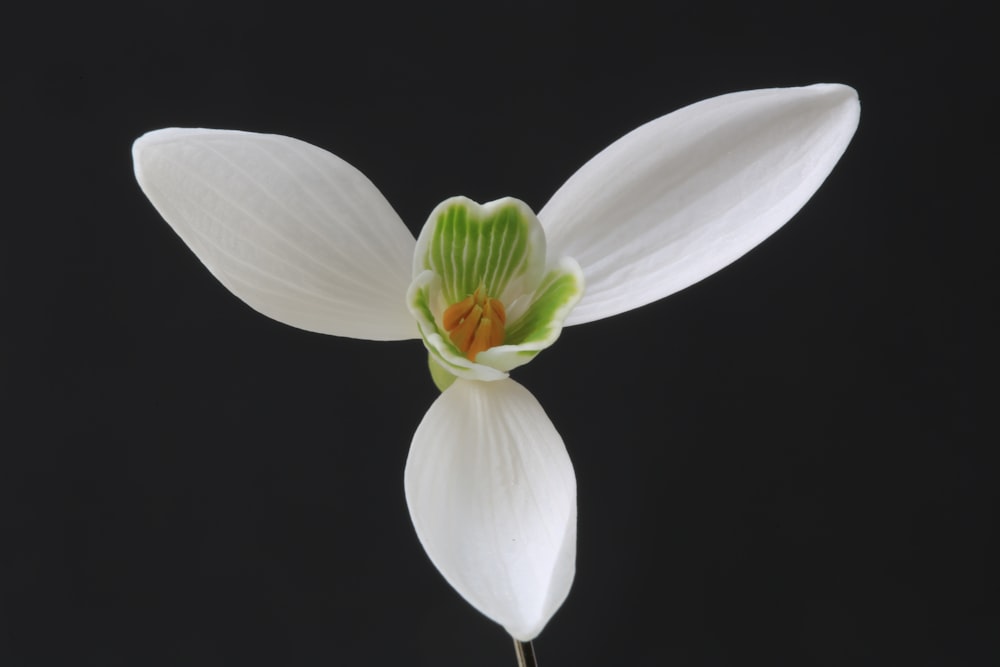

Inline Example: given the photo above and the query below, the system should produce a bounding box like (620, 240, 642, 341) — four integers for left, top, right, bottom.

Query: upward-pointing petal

(133, 128, 419, 340)
(405, 378, 576, 641)
(540, 84, 860, 325)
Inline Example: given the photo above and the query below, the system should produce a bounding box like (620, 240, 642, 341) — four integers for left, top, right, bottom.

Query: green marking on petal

(427, 355, 457, 391)
(475, 256, 584, 372)
(407, 197, 584, 381)
(414, 197, 545, 306)
(506, 259, 586, 345)
(407, 269, 509, 382)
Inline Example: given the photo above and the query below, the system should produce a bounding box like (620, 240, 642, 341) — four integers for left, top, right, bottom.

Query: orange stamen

(443, 287, 507, 361)
(443, 294, 476, 331)
(467, 317, 494, 360)
(449, 304, 482, 352)
(484, 297, 506, 325)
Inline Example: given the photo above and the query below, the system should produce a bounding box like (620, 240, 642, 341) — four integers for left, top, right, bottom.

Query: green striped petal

(407, 197, 584, 383)
(476, 257, 583, 372)
(412, 197, 545, 306)
(408, 269, 509, 383)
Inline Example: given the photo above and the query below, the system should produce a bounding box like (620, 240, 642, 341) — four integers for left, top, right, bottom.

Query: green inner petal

(506, 261, 585, 345)
(427, 354, 457, 391)
(417, 197, 545, 304)
(472, 256, 584, 374)
(408, 197, 584, 381)
(407, 269, 510, 382)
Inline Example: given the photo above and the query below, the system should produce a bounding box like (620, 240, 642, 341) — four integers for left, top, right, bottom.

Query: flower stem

(513, 639, 538, 667)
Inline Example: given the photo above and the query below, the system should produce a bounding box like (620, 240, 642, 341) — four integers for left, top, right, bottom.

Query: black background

(3, 1, 995, 665)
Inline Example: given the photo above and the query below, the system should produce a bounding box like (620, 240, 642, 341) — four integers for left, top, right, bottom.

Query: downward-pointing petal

(405, 379, 576, 641)
(540, 84, 860, 325)
(133, 128, 419, 340)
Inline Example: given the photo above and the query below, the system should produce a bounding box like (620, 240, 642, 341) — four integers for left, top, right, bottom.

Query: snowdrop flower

(132, 84, 859, 642)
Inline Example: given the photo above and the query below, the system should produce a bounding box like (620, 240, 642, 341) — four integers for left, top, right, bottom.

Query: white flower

(132, 83, 859, 641)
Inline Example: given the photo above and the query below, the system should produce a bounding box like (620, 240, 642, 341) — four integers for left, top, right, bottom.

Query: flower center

(442, 286, 506, 361)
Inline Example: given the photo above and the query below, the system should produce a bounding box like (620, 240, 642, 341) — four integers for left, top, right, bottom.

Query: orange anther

(448, 304, 482, 353)
(484, 297, 506, 325)
(467, 317, 495, 360)
(443, 294, 476, 331)
(443, 287, 507, 361)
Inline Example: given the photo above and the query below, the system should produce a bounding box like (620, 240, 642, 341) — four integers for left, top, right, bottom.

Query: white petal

(133, 128, 418, 340)
(540, 84, 860, 325)
(405, 379, 576, 640)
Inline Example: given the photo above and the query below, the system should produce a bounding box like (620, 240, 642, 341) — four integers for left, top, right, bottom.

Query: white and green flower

(132, 83, 859, 641)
